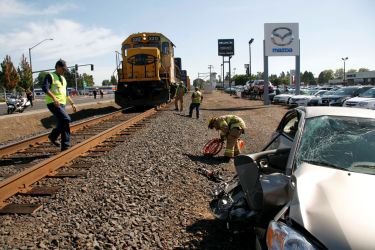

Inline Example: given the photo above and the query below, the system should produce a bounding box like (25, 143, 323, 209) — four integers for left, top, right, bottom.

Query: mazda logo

(271, 27, 294, 46)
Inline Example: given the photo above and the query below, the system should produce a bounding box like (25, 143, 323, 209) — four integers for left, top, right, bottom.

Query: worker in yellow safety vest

(174, 81, 186, 112)
(42, 59, 77, 151)
(189, 87, 203, 118)
(208, 115, 246, 159)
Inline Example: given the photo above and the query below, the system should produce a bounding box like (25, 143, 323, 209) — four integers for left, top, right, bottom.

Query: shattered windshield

(296, 116, 375, 175)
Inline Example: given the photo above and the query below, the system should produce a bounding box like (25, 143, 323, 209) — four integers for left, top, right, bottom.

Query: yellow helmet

(208, 117, 216, 129)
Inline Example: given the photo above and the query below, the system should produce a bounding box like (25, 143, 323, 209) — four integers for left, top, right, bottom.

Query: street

(0, 94, 114, 115)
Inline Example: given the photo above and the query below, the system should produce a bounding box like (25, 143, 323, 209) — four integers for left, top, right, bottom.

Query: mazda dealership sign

(265, 23, 299, 56)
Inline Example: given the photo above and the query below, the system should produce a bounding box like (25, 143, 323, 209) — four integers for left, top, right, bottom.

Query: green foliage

(358, 68, 370, 72)
(347, 69, 357, 73)
(82, 73, 94, 87)
(232, 74, 250, 85)
(35, 71, 48, 88)
(334, 68, 344, 79)
(0, 55, 20, 91)
(110, 75, 117, 85)
(17, 54, 33, 91)
(102, 79, 110, 86)
(193, 78, 204, 89)
(318, 70, 334, 84)
(301, 71, 315, 84)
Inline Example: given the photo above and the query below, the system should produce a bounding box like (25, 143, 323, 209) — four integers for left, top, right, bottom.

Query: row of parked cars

(272, 85, 375, 110)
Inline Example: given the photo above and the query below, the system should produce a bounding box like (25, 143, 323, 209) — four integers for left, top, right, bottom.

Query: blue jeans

(47, 103, 71, 150)
(189, 103, 200, 118)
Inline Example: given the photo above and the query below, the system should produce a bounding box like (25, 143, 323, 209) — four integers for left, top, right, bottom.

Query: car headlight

(266, 221, 317, 250)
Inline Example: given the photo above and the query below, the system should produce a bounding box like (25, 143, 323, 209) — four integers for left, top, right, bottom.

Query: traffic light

(75, 64, 78, 71)
(91, 64, 94, 71)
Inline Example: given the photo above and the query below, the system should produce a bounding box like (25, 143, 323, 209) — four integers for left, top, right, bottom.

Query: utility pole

(208, 65, 213, 82)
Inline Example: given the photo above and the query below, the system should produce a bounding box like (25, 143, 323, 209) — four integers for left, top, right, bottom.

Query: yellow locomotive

(115, 32, 181, 107)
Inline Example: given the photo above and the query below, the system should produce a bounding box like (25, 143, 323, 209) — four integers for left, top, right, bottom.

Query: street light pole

(341, 57, 348, 84)
(29, 38, 53, 97)
(248, 38, 254, 80)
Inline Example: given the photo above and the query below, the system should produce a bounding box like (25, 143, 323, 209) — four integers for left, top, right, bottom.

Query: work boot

(48, 135, 60, 147)
(222, 156, 232, 162)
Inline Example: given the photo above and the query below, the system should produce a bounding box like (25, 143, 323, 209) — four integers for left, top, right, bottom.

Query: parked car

(319, 86, 373, 106)
(343, 87, 375, 108)
(287, 90, 316, 106)
(211, 107, 375, 249)
(250, 80, 274, 93)
(272, 89, 296, 105)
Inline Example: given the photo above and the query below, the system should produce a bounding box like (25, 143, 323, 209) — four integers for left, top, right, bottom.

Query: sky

(0, 0, 374, 86)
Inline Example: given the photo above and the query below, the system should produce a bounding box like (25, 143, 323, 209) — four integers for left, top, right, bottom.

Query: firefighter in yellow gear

(174, 81, 186, 112)
(208, 115, 246, 158)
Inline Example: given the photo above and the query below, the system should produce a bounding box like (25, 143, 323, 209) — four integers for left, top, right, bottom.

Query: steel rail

(0, 108, 156, 207)
(0, 108, 133, 157)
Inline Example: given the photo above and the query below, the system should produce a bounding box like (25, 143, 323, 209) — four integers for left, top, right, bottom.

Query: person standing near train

(189, 87, 203, 118)
(42, 59, 77, 151)
(174, 81, 186, 112)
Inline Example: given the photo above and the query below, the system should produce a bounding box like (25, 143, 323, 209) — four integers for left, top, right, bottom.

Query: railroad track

(0, 107, 159, 214)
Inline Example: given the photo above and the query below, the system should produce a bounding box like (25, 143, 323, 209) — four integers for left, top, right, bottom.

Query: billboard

(218, 39, 234, 56)
(264, 23, 299, 56)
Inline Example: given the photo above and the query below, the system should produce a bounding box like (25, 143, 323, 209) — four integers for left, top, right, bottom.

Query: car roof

(297, 107, 375, 119)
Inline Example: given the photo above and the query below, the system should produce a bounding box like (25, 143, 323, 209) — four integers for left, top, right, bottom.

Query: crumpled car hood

(289, 163, 375, 249)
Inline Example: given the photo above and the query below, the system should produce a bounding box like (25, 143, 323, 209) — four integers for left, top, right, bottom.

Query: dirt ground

(198, 90, 290, 154)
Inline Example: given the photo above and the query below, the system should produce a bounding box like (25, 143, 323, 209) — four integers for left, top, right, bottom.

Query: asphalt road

(0, 94, 114, 115)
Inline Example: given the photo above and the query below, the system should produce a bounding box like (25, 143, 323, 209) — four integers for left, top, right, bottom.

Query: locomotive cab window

(122, 44, 130, 56)
(162, 42, 169, 55)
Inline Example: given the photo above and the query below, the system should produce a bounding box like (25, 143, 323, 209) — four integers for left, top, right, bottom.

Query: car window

(265, 111, 299, 151)
(295, 116, 375, 174)
(283, 116, 299, 138)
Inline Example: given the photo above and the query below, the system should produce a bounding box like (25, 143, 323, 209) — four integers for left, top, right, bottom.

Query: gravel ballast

(0, 91, 288, 249)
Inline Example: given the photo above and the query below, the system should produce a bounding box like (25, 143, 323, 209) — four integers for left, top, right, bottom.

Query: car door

(261, 109, 300, 172)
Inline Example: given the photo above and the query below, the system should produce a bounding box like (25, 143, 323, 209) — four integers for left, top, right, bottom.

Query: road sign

(218, 39, 234, 56)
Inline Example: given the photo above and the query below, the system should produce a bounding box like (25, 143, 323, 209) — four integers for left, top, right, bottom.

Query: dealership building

(346, 70, 375, 85)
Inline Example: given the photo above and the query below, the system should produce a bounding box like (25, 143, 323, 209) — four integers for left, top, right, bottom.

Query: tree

(0, 55, 19, 91)
(110, 75, 117, 85)
(102, 79, 110, 86)
(193, 78, 204, 89)
(301, 71, 315, 85)
(334, 68, 344, 79)
(358, 68, 370, 72)
(17, 54, 33, 91)
(317, 70, 334, 84)
(82, 73, 94, 87)
(35, 72, 48, 88)
(347, 69, 357, 73)
(232, 74, 250, 85)
(256, 72, 263, 79)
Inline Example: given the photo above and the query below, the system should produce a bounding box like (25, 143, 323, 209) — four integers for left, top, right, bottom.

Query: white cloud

(0, 0, 77, 17)
(0, 19, 123, 84)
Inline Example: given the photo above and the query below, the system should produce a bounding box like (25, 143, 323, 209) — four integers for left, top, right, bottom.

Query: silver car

(265, 107, 375, 249)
